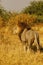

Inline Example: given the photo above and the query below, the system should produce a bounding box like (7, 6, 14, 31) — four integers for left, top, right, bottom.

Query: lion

(13, 23, 40, 52)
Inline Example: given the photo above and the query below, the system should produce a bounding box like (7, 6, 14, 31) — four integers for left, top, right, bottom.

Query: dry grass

(0, 24, 43, 65)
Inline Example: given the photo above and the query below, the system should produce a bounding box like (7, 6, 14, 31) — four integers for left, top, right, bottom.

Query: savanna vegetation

(0, 1, 43, 65)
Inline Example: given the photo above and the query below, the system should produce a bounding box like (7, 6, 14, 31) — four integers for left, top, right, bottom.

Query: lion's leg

(25, 42, 28, 51)
(22, 41, 28, 51)
(37, 37, 40, 51)
(27, 39, 34, 51)
(35, 37, 40, 52)
(34, 33, 40, 52)
(24, 41, 30, 52)
(24, 45, 26, 51)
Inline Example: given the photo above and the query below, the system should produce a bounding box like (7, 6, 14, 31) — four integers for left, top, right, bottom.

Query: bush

(22, 1, 43, 15)
(14, 14, 37, 26)
(37, 16, 43, 23)
(7, 13, 37, 28)
(0, 16, 4, 27)
(7, 12, 18, 26)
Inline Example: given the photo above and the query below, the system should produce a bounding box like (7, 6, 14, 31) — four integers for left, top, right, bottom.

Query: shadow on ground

(40, 46, 43, 52)
(31, 45, 43, 53)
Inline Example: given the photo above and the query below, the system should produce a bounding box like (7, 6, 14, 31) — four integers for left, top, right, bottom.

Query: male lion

(13, 23, 40, 52)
